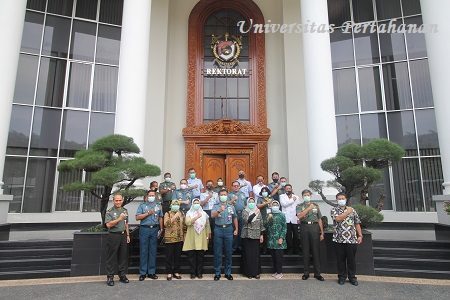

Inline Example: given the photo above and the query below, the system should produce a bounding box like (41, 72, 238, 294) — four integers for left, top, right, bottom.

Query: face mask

(192, 203, 200, 210)
(272, 206, 280, 213)
(220, 195, 228, 202)
(217, 181, 223, 186)
(281, 182, 287, 187)
(148, 196, 155, 202)
(171, 205, 180, 212)
(337, 199, 347, 207)
(165, 177, 171, 182)
(239, 174, 244, 179)
(286, 191, 292, 196)
(207, 185, 213, 190)
(180, 184, 187, 190)
(248, 202, 256, 210)
(273, 178, 278, 183)
(262, 191, 268, 198)
(303, 196, 311, 202)
(189, 173, 196, 179)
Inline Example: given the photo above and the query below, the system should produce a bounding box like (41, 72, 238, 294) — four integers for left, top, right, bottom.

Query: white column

(115, 0, 152, 153)
(0, 0, 27, 193)
(420, 0, 450, 194)
(300, 0, 338, 182)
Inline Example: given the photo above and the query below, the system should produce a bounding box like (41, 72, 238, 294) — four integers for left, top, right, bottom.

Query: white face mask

(337, 199, 347, 207)
(165, 177, 171, 182)
(180, 184, 187, 190)
(217, 181, 223, 186)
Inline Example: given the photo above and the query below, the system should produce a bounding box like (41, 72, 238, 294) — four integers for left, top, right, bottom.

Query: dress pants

(188, 250, 205, 276)
(271, 249, 284, 274)
(105, 232, 128, 277)
(213, 225, 233, 276)
(286, 222, 300, 253)
(165, 241, 183, 274)
(334, 242, 358, 280)
(139, 226, 159, 275)
(232, 212, 243, 252)
(300, 223, 321, 275)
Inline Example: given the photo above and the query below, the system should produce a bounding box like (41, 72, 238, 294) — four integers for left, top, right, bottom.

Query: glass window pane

(354, 30, 379, 65)
(402, 0, 421, 16)
(70, 20, 96, 62)
(23, 158, 57, 213)
(75, 0, 98, 20)
(238, 99, 250, 121)
(410, 59, 433, 108)
(82, 172, 101, 212)
(392, 158, 423, 211)
(405, 16, 427, 59)
(47, 0, 74, 16)
(228, 78, 238, 98)
(352, 0, 374, 23)
(421, 157, 443, 212)
(67, 63, 91, 108)
(30, 107, 61, 156)
(96, 25, 121, 65)
(203, 98, 215, 121)
(27, 0, 46, 11)
(361, 113, 387, 144)
(36, 57, 66, 107)
(238, 78, 249, 98)
(359, 67, 383, 111)
(204, 78, 214, 98)
(368, 169, 392, 210)
(327, 0, 351, 26)
(89, 112, 114, 146)
(226, 99, 238, 119)
(214, 98, 224, 119)
(336, 115, 361, 148)
(379, 19, 406, 62)
(375, 0, 402, 20)
(21, 12, 44, 54)
(333, 69, 358, 114)
(3, 157, 27, 213)
(215, 78, 226, 98)
(42, 15, 71, 58)
(59, 110, 89, 157)
(13, 54, 39, 105)
(7, 105, 33, 155)
(387, 111, 417, 156)
(92, 65, 118, 112)
(99, 0, 123, 25)
(330, 29, 354, 68)
(383, 62, 412, 110)
(55, 166, 82, 211)
(415, 109, 439, 156)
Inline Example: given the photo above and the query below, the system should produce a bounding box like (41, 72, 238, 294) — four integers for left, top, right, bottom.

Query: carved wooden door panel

(202, 154, 226, 185)
(226, 155, 250, 189)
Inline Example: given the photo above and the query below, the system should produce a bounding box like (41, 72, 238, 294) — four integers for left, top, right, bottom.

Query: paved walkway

(1, 274, 449, 300)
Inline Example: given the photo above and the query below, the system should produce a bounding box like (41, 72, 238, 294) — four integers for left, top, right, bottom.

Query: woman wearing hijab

(163, 200, 185, 281)
(183, 198, 211, 279)
(241, 197, 265, 279)
(257, 186, 272, 254)
(266, 200, 287, 279)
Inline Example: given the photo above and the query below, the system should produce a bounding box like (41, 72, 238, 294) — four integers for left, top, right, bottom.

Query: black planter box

(0, 223, 10, 241)
(71, 231, 109, 276)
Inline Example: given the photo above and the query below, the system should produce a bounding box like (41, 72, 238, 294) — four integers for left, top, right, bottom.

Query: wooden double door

(202, 154, 250, 189)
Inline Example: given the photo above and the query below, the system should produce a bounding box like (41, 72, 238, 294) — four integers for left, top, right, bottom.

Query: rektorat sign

(206, 32, 248, 77)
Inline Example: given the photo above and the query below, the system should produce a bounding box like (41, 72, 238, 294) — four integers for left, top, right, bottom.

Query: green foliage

(352, 204, 384, 228)
(91, 134, 140, 155)
(361, 139, 405, 168)
(80, 224, 107, 232)
(320, 156, 354, 178)
(444, 201, 450, 215)
(341, 166, 382, 191)
(337, 143, 361, 162)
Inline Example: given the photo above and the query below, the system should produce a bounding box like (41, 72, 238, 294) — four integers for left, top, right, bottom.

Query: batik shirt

(330, 206, 361, 244)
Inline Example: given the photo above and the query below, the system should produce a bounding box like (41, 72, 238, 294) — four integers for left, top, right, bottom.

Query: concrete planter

(433, 195, 450, 226)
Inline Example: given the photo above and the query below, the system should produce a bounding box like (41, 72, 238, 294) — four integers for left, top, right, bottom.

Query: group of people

(104, 169, 363, 287)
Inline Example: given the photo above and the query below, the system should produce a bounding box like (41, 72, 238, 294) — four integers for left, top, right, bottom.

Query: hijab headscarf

(271, 200, 281, 213)
(186, 198, 208, 234)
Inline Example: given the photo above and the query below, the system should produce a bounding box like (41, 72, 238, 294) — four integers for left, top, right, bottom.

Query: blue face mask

(171, 205, 179, 212)
(192, 203, 200, 210)
(148, 196, 155, 202)
(248, 202, 256, 210)
(271, 206, 280, 213)
(220, 195, 228, 202)
(262, 191, 268, 198)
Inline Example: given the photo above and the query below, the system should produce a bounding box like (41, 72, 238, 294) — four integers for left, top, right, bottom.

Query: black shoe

(302, 274, 309, 280)
(148, 274, 158, 280)
(214, 275, 220, 281)
(190, 274, 196, 279)
(225, 274, 233, 280)
(349, 279, 359, 286)
(173, 274, 182, 280)
(119, 276, 129, 283)
(255, 275, 260, 279)
(106, 276, 114, 286)
(338, 278, 345, 285)
(197, 274, 203, 279)
(166, 275, 172, 281)
(139, 275, 146, 281)
(314, 275, 325, 281)
(248, 275, 253, 279)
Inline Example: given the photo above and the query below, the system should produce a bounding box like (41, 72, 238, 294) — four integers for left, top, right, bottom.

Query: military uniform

(228, 190, 247, 252)
(212, 202, 237, 277)
(159, 181, 176, 214)
(105, 206, 129, 280)
(214, 185, 226, 193)
(136, 201, 163, 276)
(297, 202, 323, 277)
(172, 188, 193, 213)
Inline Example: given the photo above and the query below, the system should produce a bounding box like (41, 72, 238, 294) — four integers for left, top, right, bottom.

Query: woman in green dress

(266, 200, 287, 279)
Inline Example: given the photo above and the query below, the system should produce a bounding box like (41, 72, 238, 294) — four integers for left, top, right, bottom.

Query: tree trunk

(100, 187, 112, 226)
(319, 191, 338, 207)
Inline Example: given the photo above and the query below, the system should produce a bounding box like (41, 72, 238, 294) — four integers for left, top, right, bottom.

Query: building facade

(0, 0, 449, 224)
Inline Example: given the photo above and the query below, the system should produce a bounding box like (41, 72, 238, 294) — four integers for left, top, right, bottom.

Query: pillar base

(433, 195, 450, 225)
(0, 194, 13, 224)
